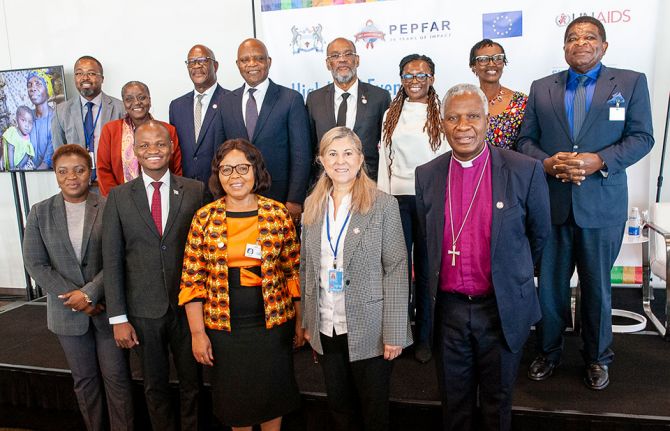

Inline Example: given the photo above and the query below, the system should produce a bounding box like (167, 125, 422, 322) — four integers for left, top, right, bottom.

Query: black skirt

(207, 267, 300, 426)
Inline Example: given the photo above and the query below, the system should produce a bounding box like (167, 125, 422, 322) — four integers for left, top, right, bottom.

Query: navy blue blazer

(169, 83, 228, 186)
(415, 146, 551, 353)
(518, 65, 654, 228)
(219, 79, 312, 204)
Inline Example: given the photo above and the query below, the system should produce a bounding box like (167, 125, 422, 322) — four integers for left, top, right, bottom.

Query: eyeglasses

(400, 73, 433, 82)
(326, 52, 357, 61)
(56, 166, 88, 177)
(123, 94, 149, 104)
(219, 163, 252, 176)
(185, 57, 214, 67)
(237, 55, 268, 65)
(474, 54, 506, 65)
(74, 71, 102, 79)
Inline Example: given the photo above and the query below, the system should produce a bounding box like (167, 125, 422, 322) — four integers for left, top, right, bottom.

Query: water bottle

(628, 207, 641, 237)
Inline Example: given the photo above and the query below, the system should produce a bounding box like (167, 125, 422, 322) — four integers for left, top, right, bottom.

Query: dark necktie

(572, 75, 588, 140)
(84, 102, 96, 180)
(245, 88, 258, 140)
(336, 92, 350, 127)
(151, 182, 163, 236)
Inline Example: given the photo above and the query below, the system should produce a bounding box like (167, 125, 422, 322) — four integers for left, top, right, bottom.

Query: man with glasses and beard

(306, 37, 391, 182)
(52, 56, 125, 179)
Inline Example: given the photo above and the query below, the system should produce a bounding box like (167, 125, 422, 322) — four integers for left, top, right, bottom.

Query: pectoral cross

(448, 244, 460, 266)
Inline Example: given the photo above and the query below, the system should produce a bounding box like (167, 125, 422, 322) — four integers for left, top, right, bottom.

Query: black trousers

(434, 292, 523, 431)
(319, 332, 392, 431)
(131, 308, 200, 431)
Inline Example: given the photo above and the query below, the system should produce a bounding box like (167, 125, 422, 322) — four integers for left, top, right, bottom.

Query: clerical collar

(452, 144, 488, 168)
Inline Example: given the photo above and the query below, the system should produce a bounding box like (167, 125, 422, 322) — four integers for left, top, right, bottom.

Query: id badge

(328, 268, 344, 293)
(244, 243, 262, 259)
(89, 151, 96, 169)
(609, 107, 625, 121)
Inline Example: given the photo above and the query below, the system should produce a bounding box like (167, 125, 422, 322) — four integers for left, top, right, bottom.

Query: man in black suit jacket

(306, 37, 391, 182)
(416, 84, 550, 431)
(103, 120, 205, 431)
(169, 44, 227, 190)
(219, 38, 311, 221)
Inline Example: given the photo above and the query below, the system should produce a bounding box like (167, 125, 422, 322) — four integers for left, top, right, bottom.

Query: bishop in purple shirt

(415, 83, 550, 431)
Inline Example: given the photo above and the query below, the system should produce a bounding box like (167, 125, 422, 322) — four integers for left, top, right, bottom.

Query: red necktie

(151, 181, 162, 236)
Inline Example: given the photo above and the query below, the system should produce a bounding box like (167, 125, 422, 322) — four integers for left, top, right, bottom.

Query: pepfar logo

(354, 20, 386, 49)
(555, 10, 631, 27)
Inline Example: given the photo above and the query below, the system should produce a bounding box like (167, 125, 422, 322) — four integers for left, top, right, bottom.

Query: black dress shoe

(584, 364, 609, 390)
(527, 355, 560, 381)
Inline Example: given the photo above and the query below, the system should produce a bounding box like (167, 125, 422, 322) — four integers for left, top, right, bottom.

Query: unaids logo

(354, 20, 385, 49)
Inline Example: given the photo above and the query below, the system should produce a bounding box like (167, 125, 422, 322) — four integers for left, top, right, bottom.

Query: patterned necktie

(151, 182, 163, 236)
(194, 94, 204, 141)
(84, 102, 96, 180)
(572, 75, 588, 140)
(246, 88, 258, 140)
(336, 92, 350, 127)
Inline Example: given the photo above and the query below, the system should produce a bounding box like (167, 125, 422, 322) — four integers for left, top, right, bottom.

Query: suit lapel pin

(353, 227, 360, 234)
(173, 190, 179, 195)
(212, 104, 218, 109)
(361, 95, 367, 105)
(496, 201, 504, 209)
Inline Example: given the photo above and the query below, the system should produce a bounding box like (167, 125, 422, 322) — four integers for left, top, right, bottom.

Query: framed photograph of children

(0, 66, 67, 171)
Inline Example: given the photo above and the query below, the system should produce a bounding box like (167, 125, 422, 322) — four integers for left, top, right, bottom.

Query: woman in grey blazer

(22, 145, 133, 431)
(300, 127, 412, 431)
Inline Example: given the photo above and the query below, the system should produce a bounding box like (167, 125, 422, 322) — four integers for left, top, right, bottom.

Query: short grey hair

(441, 83, 488, 117)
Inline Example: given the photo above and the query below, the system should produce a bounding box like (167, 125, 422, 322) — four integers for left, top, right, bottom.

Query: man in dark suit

(518, 16, 654, 390)
(305, 37, 390, 182)
(169, 44, 227, 190)
(103, 120, 205, 431)
(416, 84, 550, 431)
(220, 38, 311, 221)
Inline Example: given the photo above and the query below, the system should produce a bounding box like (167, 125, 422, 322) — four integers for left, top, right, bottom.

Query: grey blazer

(51, 91, 125, 148)
(102, 174, 205, 319)
(300, 190, 412, 361)
(23, 193, 108, 336)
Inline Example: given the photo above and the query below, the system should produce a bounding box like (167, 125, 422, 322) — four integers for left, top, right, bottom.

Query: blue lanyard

(326, 204, 351, 269)
(83, 103, 102, 150)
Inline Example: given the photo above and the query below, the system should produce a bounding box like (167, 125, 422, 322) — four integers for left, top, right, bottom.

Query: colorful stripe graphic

(610, 266, 643, 284)
(262, 0, 387, 12)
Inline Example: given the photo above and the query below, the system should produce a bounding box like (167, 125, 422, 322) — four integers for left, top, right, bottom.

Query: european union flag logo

(482, 11, 523, 39)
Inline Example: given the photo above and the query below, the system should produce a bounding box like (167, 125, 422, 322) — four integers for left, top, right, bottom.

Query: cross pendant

(448, 244, 460, 266)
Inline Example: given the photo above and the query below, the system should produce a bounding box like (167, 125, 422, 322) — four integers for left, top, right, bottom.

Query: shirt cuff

(109, 314, 128, 325)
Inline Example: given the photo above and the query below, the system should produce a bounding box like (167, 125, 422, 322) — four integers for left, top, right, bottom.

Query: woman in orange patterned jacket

(178, 139, 304, 431)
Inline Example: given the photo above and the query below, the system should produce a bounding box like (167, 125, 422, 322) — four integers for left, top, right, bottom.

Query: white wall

(0, 1, 668, 290)
(0, 0, 255, 292)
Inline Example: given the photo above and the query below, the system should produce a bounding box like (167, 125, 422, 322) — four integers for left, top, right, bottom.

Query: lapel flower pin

(353, 227, 360, 234)
(607, 92, 625, 107)
(361, 95, 367, 105)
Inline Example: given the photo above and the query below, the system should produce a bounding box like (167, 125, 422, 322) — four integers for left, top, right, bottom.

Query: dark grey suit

(103, 174, 205, 431)
(306, 81, 390, 181)
(23, 192, 133, 431)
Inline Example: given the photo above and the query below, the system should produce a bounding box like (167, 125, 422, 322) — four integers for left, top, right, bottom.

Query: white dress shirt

(319, 193, 351, 336)
(241, 78, 270, 125)
(80, 93, 103, 159)
(109, 170, 171, 325)
(193, 82, 218, 125)
(333, 79, 359, 129)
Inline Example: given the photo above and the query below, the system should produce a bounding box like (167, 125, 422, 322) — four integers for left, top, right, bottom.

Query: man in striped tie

(518, 16, 654, 390)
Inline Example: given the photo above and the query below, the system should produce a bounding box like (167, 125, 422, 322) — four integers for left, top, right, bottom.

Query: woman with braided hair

(377, 54, 447, 364)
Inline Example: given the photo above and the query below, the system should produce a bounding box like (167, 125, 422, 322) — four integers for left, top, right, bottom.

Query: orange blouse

(178, 196, 300, 331)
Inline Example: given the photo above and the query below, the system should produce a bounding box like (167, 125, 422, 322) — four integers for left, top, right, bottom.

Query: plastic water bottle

(628, 207, 641, 237)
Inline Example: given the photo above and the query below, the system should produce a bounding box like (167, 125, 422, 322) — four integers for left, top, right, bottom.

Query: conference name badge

(244, 243, 262, 259)
(328, 268, 344, 293)
(608, 92, 625, 121)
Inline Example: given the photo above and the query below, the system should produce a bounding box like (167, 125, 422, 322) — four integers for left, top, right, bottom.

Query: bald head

(236, 38, 272, 87)
(326, 37, 359, 89)
(186, 44, 218, 92)
(134, 120, 173, 180)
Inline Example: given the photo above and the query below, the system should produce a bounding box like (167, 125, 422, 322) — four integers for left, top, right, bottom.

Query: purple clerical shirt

(439, 145, 493, 296)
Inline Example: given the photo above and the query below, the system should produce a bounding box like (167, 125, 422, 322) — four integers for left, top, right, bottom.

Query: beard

(78, 86, 96, 98)
(331, 67, 356, 85)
